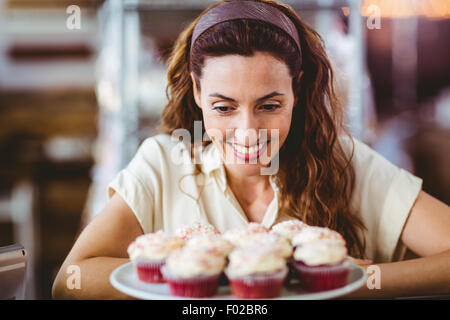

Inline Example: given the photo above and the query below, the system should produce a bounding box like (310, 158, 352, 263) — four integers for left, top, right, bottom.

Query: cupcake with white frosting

(127, 230, 184, 283)
(270, 219, 308, 242)
(184, 233, 235, 286)
(291, 226, 346, 248)
(292, 239, 351, 292)
(175, 221, 220, 240)
(222, 222, 270, 246)
(237, 232, 293, 259)
(225, 246, 288, 298)
(285, 225, 345, 285)
(184, 234, 234, 257)
(161, 246, 226, 297)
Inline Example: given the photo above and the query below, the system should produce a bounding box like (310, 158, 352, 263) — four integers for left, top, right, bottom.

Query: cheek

(266, 111, 293, 139)
(281, 113, 293, 137)
(202, 114, 228, 141)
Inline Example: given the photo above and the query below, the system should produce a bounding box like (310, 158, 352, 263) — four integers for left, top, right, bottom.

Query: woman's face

(191, 51, 297, 177)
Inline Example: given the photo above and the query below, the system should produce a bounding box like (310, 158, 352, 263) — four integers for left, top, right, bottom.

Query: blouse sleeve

(107, 138, 162, 234)
(342, 136, 423, 262)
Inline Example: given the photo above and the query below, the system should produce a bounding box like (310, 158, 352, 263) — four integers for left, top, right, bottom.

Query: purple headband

(191, 0, 302, 68)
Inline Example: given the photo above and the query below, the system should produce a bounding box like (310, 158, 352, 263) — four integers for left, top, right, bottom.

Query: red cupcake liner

(293, 258, 350, 292)
(161, 265, 221, 297)
(226, 268, 288, 299)
(134, 259, 166, 283)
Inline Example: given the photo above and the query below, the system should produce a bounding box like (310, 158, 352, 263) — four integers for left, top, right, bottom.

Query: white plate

(110, 262, 367, 300)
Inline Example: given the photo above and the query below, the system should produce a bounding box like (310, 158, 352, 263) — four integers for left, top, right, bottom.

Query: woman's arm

(52, 193, 144, 299)
(346, 249, 450, 298)
(345, 191, 450, 298)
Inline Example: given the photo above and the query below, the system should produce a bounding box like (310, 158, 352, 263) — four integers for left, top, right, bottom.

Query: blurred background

(0, 0, 448, 299)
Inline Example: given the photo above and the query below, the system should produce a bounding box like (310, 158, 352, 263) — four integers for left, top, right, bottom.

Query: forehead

(200, 52, 292, 93)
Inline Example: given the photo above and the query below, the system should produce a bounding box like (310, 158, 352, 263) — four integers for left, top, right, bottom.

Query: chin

(224, 162, 267, 176)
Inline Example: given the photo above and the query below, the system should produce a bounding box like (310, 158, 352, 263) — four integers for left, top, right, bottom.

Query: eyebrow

(208, 91, 284, 104)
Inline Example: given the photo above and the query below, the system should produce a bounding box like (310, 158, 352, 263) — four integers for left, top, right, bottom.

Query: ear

(190, 72, 201, 109)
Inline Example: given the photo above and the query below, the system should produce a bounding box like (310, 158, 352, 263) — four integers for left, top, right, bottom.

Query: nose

(232, 110, 260, 147)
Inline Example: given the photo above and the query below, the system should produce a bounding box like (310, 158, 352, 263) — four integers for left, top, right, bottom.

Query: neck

(224, 167, 273, 206)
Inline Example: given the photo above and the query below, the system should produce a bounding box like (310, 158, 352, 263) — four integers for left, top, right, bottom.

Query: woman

(52, 0, 450, 299)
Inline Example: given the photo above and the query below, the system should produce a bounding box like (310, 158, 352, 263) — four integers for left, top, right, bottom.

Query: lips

(227, 141, 269, 161)
(231, 142, 265, 154)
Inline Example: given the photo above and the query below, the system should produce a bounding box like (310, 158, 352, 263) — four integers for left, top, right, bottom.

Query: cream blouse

(108, 133, 422, 263)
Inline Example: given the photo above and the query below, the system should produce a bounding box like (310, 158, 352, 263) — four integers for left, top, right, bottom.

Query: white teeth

(232, 142, 265, 154)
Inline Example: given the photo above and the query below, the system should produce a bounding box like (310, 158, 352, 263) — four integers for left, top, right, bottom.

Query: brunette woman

(53, 0, 450, 299)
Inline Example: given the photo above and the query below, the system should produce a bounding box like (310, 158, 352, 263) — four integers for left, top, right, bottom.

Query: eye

(260, 104, 281, 111)
(212, 106, 233, 114)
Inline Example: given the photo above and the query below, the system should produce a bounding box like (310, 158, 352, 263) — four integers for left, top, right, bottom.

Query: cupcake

(184, 234, 234, 257)
(184, 234, 234, 287)
(222, 222, 270, 246)
(288, 226, 345, 285)
(237, 232, 293, 259)
(161, 246, 226, 297)
(292, 239, 351, 292)
(291, 226, 345, 249)
(239, 232, 295, 286)
(127, 231, 184, 283)
(175, 221, 220, 240)
(270, 219, 308, 242)
(225, 246, 288, 299)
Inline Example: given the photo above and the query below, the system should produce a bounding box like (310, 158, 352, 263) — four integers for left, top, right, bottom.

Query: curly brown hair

(156, 0, 367, 258)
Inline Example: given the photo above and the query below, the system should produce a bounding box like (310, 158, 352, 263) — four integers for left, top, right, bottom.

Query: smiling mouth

(226, 141, 269, 161)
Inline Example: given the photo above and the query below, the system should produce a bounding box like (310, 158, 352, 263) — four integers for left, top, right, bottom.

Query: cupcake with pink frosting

(292, 239, 351, 292)
(225, 246, 288, 298)
(175, 221, 220, 241)
(127, 230, 184, 283)
(161, 246, 226, 297)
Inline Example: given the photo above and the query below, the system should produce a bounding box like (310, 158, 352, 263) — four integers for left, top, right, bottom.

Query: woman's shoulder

(338, 134, 366, 153)
(337, 133, 422, 188)
(134, 133, 193, 170)
(140, 133, 178, 149)
(338, 134, 384, 165)
(138, 133, 187, 156)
